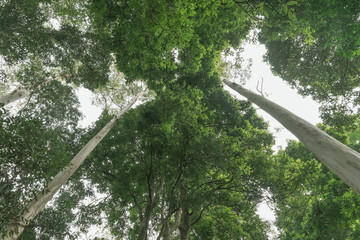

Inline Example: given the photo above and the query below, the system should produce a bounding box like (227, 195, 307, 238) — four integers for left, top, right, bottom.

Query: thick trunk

(224, 80, 360, 194)
(179, 182, 191, 240)
(137, 177, 163, 240)
(137, 204, 152, 240)
(0, 87, 30, 106)
(179, 208, 191, 240)
(4, 90, 146, 240)
(158, 209, 182, 240)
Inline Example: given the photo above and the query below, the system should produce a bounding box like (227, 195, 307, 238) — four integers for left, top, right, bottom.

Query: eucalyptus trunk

(4, 90, 147, 240)
(224, 80, 360, 194)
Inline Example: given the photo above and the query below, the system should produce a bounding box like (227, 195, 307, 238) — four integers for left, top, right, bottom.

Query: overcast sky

(79, 41, 321, 148)
(233, 41, 321, 149)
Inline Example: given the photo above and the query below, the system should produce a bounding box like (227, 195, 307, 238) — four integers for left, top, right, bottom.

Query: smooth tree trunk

(4, 90, 147, 240)
(0, 87, 30, 106)
(223, 80, 360, 194)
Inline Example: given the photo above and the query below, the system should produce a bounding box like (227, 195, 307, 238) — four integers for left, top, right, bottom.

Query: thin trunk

(4, 90, 147, 240)
(224, 80, 360, 194)
(0, 87, 30, 106)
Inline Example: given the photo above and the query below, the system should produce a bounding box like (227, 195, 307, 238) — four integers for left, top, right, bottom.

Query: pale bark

(223, 80, 360, 194)
(4, 90, 147, 240)
(0, 87, 30, 106)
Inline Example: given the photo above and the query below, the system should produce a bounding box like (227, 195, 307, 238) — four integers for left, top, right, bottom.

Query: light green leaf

(287, 1, 298, 5)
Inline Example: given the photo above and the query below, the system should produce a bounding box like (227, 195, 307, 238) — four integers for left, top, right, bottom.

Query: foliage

(268, 126, 360, 239)
(60, 83, 274, 239)
(0, 97, 81, 237)
(0, 0, 112, 89)
(88, 0, 257, 85)
(1, 0, 360, 239)
(258, 0, 360, 128)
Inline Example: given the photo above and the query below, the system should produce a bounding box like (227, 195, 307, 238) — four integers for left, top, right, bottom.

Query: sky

(79, 41, 321, 148)
(228, 41, 321, 236)
(77, 40, 322, 239)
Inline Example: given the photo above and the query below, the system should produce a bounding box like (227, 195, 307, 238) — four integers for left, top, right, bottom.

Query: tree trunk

(179, 182, 191, 240)
(223, 80, 360, 194)
(137, 203, 152, 240)
(4, 90, 147, 240)
(158, 209, 182, 240)
(0, 87, 30, 106)
(179, 208, 191, 240)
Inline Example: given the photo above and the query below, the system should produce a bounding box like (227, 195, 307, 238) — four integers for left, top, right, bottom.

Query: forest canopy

(1, 0, 360, 239)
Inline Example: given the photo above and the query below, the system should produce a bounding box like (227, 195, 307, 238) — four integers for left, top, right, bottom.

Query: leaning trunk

(224, 80, 360, 194)
(4, 90, 146, 239)
(0, 87, 30, 106)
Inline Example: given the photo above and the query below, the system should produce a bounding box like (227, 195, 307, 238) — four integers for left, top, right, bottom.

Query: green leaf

(287, 1, 298, 6)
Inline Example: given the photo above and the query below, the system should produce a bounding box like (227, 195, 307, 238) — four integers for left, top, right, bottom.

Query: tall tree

(2, 90, 146, 239)
(44, 84, 273, 239)
(0, 0, 113, 105)
(269, 126, 360, 239)
(224, 80, 360, 194)
(258, 0, 360, 128)
(0, 81, 82, 238)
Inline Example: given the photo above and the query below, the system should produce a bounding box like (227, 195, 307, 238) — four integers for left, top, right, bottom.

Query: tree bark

(137, 176, 163, 240)
(137, 203, 152, 240)
(158, 209, 182, 240)
(178, 182, 191, 240)
(4, 90, 147, 240)
(223, 80, 360, 194)
(0, 87, 30, 106)
(179, 208, 191, 240)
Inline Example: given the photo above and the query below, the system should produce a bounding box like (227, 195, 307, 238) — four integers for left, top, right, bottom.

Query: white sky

(237, 42, 320, 237)
(231, 42, 321, 149)
(77, 41, 322, 239)
(79, 42, 321, 148)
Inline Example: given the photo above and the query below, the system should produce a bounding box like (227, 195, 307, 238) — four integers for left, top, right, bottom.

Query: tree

(268, 126, 360, 239)
(258, 0, 360, 128)
(3, 90, 146, 239)
(223, 80, 360, 194)
(88, 0, 258, 85)
(39, 83, 273, 239)
(2, 0, 360, 239)
(0, 0, 113, 107)
(0, 81, 82, 238)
